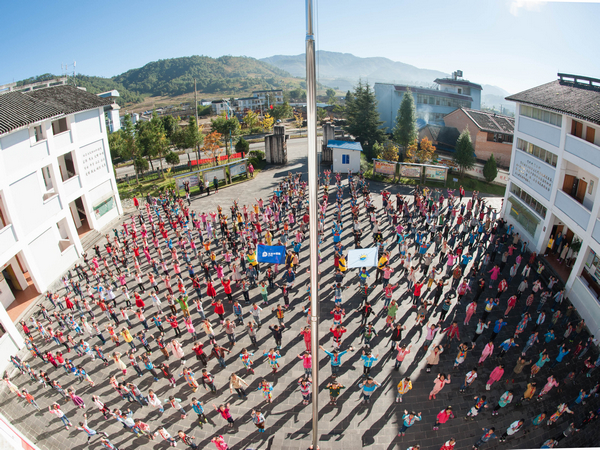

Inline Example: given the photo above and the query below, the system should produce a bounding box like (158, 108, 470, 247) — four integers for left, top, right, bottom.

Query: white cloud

(509, 0, 600, 16)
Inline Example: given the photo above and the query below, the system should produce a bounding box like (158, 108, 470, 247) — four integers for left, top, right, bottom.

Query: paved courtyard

(1, 138, 598, 450)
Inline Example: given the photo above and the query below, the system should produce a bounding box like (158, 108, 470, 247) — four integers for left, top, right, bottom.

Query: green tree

(197, 105, 212, 116)
(326, 88, 337, 105)
(211, 114, 241, 156)
(165, 151, 180, 167)
(120, 114, 141, 183)
(344, 80, 386, 160)
(161, 115, 180, 142)
(134, 156, 149, 175)
(317, 107, 328, 123)
(454, 128, 476, 176)
(184, 116, 204, 163)
(289, 88, 306, 102)
(243, 110, 259, 130)
(271, 101, 293, 121)
(483, 153, 498, 183)
(235, 137, 250, 154)
(150, 112, 170, 178)
(107, 130, 125, 162)
(392, 88, 418, 154)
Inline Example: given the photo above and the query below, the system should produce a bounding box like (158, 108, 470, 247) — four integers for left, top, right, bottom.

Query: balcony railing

(565, 134, 600, 169)
(518, 116, 561, 148)
(53, 130, 72, 149)
(554, 190, 591, 231)
(62, 175, 82, 200)
(0, 224, 18, 255)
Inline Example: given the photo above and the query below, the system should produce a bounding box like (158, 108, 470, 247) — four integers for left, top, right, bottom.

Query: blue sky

(1, 0, 598, 94)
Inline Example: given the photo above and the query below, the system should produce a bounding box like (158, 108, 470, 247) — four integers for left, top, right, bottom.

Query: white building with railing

(0, 84, 123, 364)
(501, 73, 600, 336)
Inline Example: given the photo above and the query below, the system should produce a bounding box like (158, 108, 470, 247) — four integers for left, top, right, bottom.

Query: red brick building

(443, 108, 515, 168)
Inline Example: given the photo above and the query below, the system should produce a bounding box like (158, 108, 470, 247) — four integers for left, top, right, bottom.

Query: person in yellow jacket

(120, 328, 136, 351)
(376, 252, 389, 283)
(396, 377, 412, 403)
(247, 250, 259, 272)
(338, 255, 347, 273)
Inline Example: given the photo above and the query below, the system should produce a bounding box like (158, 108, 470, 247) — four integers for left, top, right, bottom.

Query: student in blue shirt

(550, 344, 570, 369)
(489, 318, 507, 341)
(319, 345, 353, 376)
(398, 410, 422, 436)
(358, 377, 380, 404)
(360, 350, 379, 377)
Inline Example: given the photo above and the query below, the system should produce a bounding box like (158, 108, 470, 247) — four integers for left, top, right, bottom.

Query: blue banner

(257, 244, 286, 264)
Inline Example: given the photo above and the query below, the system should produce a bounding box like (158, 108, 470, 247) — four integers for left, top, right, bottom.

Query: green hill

(114, 55, 293, 97)
(16, 55, 302, 106)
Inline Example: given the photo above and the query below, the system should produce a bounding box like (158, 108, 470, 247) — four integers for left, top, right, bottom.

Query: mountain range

(261, 51, 514, 112)
(17, 52, 514, 112)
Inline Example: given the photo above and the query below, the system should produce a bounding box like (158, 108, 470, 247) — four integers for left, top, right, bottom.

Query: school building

(0, 84, 123, 364)
(500, 73, 600, 337)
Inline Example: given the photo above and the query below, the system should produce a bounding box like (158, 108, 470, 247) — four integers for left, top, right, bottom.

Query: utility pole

(306, 1, 320, 449)
(194, 78, 201, 164)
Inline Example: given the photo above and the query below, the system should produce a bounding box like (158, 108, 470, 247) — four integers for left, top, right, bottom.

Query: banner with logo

(373, 159, 396, 176)
(347, 247, 378, 268)
(229, 162, 247, 177)
(257, 244, 286, 264)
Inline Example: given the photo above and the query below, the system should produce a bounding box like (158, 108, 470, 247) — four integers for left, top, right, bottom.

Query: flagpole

(306, 1, 320, 449)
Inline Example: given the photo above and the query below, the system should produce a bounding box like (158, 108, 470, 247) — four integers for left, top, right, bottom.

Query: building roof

(506, 74, 600, 126)
(327, 140, 363, 151)
(420, 124, 460, 148)
(0, 85, 110, 135)
(456, 108, 515, 134)
(394, 85, 473, 102)
(252, 89, 283, 94)
(434, 78, 483, 90)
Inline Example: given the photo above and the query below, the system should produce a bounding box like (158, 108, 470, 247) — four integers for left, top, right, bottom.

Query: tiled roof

(459, 108, 515, 134)
(506, 78, 600, 126)
(421, 124, 460, 148)
(327, 140, 363, 151)
(0, 85, 110, 135)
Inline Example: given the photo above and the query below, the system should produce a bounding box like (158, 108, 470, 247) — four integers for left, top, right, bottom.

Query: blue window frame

(342, 154, 350, 164)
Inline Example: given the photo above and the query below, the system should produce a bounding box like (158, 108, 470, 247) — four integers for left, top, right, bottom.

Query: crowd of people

(4, 168, 600, 450)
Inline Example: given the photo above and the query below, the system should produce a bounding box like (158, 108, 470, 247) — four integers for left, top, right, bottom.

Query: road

(115, 132, 311, 179)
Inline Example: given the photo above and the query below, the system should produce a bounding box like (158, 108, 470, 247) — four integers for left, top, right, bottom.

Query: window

(487, 133, 513, 143)
(342, 154, 350, 164)
(516, 138, 558, 167)
(520, 105, 562, 127)
(457, 88, 462, 94)
(33, 125, 44, 142)
(51, 117, 68, 135)
(510, 183, 547, 218)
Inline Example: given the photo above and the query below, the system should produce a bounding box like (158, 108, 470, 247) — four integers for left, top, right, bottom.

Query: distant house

(327, 140, 362, 173)
(443, 107, 514, 167)
(375, 71, 483, 130)
(419, 124, 461, 153)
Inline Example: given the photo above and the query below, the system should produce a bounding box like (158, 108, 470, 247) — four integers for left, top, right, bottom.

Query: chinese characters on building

(514, 156, 552, 194)
(81, 144, 107, 178)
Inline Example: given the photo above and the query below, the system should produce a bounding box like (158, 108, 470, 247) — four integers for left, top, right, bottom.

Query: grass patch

(117, 159, 267, 200)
